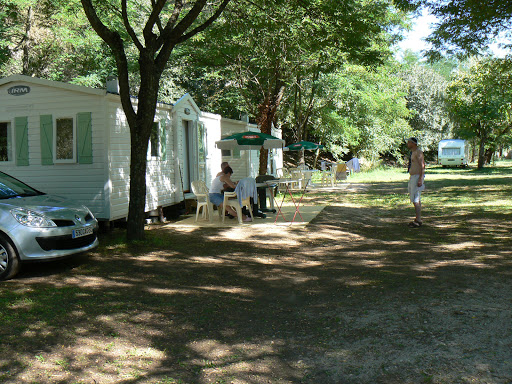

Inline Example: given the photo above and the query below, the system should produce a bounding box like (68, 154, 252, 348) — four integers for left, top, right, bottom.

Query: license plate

(72, 227, 93, 239)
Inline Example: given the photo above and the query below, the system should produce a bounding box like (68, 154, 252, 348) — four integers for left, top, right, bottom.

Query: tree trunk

(257, 98, 274, 175)
(125, 53, 160, 240)
(484, 147, 494, 164)
(259, 148, 269, 176)
(22, 6, 33, 75)
(256, 86, 285, 175)
(127, 128, 150, 240)
(477, 139, 486, 169)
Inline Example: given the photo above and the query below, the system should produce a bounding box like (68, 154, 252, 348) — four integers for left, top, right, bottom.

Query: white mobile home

(438, 139, 469, 167)
(0, 75, 208, 221)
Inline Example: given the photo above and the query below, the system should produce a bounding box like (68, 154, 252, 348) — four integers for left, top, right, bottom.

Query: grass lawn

(1, 161, 511, 384)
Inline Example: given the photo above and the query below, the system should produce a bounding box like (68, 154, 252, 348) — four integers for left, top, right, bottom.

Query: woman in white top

(209, 166, 250, 221)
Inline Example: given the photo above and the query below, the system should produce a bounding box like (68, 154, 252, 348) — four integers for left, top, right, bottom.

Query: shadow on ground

(1, 179, 511, 384)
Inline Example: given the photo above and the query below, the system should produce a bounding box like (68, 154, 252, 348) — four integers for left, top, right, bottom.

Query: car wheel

(0, 234, 20, 281)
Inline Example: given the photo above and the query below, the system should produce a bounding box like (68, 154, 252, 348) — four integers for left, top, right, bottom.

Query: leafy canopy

(399, 0, 512, 59)
(446, 57, 512, 166)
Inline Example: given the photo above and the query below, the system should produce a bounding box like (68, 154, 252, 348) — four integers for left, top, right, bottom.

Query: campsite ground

(1, 162, 511, 384)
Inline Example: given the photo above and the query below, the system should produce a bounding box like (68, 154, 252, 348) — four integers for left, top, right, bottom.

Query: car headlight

(11, 208, 57, 228)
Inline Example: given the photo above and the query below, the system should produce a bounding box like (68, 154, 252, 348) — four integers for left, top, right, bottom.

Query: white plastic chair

(191, 180, 214, 222)
(287, 168, 302, 189)
(321, 165, 337, 187)
(222, 191, 254, 224)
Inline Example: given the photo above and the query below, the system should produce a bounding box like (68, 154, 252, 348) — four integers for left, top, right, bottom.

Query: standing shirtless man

(407, 137, 425, 227)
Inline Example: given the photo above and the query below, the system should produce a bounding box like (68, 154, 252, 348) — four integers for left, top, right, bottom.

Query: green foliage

(446, 57, 512, 167)
(312, 64, 412, 160)
(0, 0, 114, 83)
(398, 60, 454, 151)
(400, 0, 512, 60)
(172, 0, 408, 164)
(427, 0, 512, 59)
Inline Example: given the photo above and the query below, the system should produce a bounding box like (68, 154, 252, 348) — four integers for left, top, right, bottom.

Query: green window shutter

(40, 115, 53, 165)
(15, 116, 29, 166)
(160, 120, 167, 160)
(77, 112, 93, 164)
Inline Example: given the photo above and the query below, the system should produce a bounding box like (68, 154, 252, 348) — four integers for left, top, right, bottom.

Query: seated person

(216, 161, 230, 177)
(209, 166, 251, 222)
(216, 162, 235, 192)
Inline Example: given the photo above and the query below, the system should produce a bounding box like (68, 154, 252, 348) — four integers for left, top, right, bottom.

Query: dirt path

(1, 182, 511, 383)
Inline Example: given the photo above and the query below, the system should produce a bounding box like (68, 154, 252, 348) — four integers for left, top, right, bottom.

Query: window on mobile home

(0, 122, 12, 161)
(442, 148, 460, 156)
(55, 118, 75, 162)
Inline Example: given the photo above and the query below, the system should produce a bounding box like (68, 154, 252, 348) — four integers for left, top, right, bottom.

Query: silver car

(0, 171, 98, 280)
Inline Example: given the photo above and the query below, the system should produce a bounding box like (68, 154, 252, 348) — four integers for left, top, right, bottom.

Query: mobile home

(0, 75, 272, 222)
(438, 139, 469, 167)
(0, 75, 200, 221)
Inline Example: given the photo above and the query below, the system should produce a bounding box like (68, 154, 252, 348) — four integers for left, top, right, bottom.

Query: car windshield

(0, 172, 43, 199)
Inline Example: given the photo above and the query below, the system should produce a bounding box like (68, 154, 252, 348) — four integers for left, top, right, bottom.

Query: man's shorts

(408, 174, 425, 203)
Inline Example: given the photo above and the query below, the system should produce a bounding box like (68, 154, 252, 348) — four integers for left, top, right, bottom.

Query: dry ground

(1, 178, 511, 384)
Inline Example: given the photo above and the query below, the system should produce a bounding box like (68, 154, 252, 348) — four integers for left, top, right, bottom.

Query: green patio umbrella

(215, 131, 285, 150)
(284, 141, 324, 151)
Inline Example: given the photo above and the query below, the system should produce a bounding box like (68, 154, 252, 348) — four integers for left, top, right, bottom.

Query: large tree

(446, 57, 512, 168)
(312, 63, 411, 160)
(174, 0, 406, 173)
(79, 0, 229, 240)
(398, 55, 454, 151)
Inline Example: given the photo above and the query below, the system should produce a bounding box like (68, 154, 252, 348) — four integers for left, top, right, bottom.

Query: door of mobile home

(197, 121, 207, 182)
(180, 119, 199, 192)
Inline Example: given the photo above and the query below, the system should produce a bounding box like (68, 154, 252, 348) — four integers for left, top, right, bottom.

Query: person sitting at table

(209, 166, 251, 222)
(216, 162, 235, 192)
(216, 161, 230, 177)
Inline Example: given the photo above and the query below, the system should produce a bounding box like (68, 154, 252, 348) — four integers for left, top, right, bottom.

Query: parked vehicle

(0, 171, 98, 280)
(438, 139, 469, 167)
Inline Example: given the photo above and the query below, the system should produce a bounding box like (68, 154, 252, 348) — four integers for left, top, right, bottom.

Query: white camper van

(438, 139, 469, 167)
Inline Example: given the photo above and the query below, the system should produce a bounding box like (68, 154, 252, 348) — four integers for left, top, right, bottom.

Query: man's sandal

(408, 220, 422, 228)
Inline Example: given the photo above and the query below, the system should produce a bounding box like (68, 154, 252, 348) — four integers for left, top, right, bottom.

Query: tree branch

(80, 0, 136, 124)
(158, 0, 184, 44)
(121, 0, 144, 51)
(156, 0, 231, 72)
(143, 0, 167, 45)
(150, 0, 165, 33)
(169, 0, 231, 45)
(80, 0, 120, 44)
